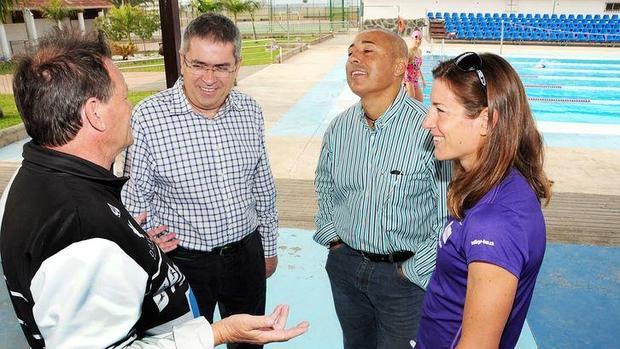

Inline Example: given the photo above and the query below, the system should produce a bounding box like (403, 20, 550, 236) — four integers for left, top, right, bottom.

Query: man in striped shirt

(314, 29, 451, 349)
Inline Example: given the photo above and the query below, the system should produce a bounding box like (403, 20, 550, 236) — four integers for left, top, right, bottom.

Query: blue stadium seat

(460, 13, 467, 18)
(603, 14, 610, 20)
(451, 13, 458, 19)
(427, 12, 434, 19)
(559, 14, 566, 20)
(551, 14, 558, 19)
(534, 14, 541, 19)
(517, 13, 524, 19)
(594, 14, 601, 20)
(612, 14, 619, 20)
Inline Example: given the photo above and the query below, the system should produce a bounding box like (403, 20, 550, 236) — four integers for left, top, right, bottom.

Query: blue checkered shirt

(121, 77, 278, 257)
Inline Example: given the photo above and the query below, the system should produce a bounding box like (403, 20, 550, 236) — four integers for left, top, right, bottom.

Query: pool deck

(0, 32, 619, 348)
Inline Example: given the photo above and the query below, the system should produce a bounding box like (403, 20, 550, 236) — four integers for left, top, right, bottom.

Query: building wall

(363, 0, 613, 20)
(4, 19, 97, 55)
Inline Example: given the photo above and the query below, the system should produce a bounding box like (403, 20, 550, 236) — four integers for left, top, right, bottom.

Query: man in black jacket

(0, 28, 308, 349)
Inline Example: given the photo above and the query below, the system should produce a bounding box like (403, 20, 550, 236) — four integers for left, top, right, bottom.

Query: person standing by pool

(314, 28, 451, 349)
(121, 13, 278, 349)
(414, 52, 552, 348)
(405, 29, 426, 102)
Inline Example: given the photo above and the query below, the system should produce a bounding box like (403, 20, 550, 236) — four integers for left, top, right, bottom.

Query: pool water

(424, 55, 620, 125)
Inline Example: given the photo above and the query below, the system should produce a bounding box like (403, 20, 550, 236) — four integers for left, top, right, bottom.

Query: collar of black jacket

(22, 141, 129, 192)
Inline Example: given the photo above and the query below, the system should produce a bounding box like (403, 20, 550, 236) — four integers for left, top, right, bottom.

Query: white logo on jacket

(107, 203, 121, 217)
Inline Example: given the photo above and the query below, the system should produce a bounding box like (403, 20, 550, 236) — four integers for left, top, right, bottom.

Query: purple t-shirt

(416, 168, 546, 349)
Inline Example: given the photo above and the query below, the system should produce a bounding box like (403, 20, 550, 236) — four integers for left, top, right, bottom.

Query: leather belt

(172, 230, 257, 261)
(357, 249, 414, 263)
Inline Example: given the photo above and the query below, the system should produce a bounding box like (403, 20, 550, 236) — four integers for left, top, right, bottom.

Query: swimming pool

(269, 53, 620, 149)
(423, 55, 620, 125)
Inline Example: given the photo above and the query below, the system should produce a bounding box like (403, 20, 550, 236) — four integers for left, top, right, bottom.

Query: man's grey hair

(180, 12, 242, 62)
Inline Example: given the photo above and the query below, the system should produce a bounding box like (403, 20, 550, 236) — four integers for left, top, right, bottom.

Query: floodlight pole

(500, 20, 504, 55)
(158, 0, 182, 88)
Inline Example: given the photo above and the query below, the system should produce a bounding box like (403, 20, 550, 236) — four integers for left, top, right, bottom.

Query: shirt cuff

(259, 227, 278, 257)
(173, 316, 215, 348)
(313, 222, 338, 247)
(401, 257, 432, 290)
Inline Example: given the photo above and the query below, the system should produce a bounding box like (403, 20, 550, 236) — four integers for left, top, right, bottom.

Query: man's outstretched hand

(212, 304, 309, 345)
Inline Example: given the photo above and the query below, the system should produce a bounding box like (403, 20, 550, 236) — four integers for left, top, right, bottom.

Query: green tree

(95, 5, 142, 44)
(135, 11, 160, 53)
(191, 0, 223, 14)
(221, 0, 255, 24)
(109, 0, 154, 7)
(40, 0, 75, 29)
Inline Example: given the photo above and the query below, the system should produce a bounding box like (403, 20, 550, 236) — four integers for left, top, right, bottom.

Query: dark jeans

(171, 230, 266, 349)
(326, 244, 425, 349)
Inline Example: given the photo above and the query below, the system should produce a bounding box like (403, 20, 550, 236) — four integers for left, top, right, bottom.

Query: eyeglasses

(454, 52, 487, 90)
(182, 55, 236, 78)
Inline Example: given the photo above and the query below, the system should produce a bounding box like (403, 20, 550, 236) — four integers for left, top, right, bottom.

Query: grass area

(0, 35, 327, 74)
(0, 94, 22, 129)
(0, 91, 158, 131)
(118, 36, 318, 72)
(0, 61, 15, 75)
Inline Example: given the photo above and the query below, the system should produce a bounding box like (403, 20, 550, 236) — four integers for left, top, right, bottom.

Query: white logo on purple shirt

(470, 239, 495, 246)
(440, 221, 454, 247)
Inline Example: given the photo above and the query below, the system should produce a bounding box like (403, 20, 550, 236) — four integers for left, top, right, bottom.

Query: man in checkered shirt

(122, 14, 278, 349)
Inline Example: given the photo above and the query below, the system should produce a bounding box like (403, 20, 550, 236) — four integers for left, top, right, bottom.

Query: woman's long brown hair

(432, 53, 553, 219)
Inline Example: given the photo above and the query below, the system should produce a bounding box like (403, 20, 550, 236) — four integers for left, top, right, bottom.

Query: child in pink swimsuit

(405, 30, 425, 102)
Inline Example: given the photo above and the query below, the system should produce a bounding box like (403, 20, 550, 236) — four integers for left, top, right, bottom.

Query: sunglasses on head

(454, 52, 487, 90)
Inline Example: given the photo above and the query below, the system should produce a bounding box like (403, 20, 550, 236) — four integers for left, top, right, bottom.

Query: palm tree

(245, 0, 261, 40)
(40, 0, 74, 29)
(191, 0, 224, 14)
(221, 0, 254, 24)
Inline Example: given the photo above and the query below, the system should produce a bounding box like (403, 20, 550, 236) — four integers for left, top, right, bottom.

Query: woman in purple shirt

(414, 52, 553, 349)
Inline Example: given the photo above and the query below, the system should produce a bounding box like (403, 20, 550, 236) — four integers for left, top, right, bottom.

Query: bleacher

(427, 12, 620, 44)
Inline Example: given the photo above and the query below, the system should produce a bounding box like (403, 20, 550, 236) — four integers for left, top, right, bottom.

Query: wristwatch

(328, 238, 343, 249)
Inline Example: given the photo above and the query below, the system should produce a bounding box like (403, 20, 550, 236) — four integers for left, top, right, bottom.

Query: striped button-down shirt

(314, 87, 451, 288)
(122, 77, 278, 256)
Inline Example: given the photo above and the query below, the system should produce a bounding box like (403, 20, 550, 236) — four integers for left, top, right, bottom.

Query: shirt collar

(22, 141, 128, 194)
(358, 86, 408, 129)
(171, 76, 244, 118)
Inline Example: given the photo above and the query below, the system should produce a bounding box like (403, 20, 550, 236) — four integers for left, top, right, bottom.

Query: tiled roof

(14, 0, 113, 10)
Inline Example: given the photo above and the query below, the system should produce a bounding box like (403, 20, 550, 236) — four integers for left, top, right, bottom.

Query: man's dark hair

(12, 28, 113, 147)
(180, 12, 242, 62)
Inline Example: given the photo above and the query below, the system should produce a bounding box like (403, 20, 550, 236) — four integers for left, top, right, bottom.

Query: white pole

(0, 24, 11, 59)
(23, 9, 39, 42)
(500, 20, 504, 55)
(77, 11, 86, 34)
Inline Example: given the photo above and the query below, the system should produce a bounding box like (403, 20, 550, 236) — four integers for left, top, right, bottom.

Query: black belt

(343, 242, 413, 263)
(172, 230, 257, 261)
